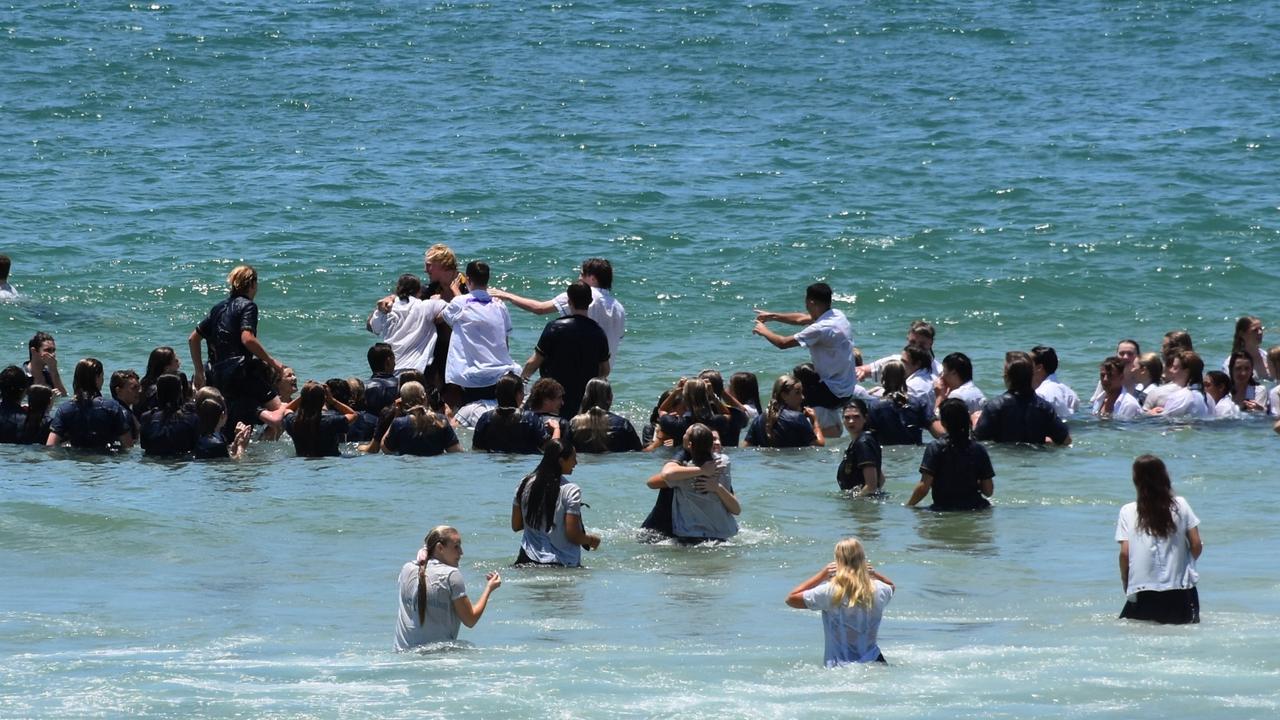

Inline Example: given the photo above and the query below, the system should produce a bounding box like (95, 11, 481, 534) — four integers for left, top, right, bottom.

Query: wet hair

(487, 373, 526, 438)
(683, 378, 726, 424)
(464, 260, 490, 287)
(520, 440, 576, 531)
(395, 273, 421, 301)
(648, 389, 672, 427)
(1004, 350, 1031, 367)
(1268, 346, 1280, 377)
(424, 244, 458, 273)
(1204, 370, 1231, 400)
(28, 331, 54, 353)
(0, 254, 9, 281)
(23, 384, 54, 441)
(154, 373, 185, 418)
(419, 525, 460, 624)
(902, 344, 931, 373)
(227, 265, 257, 296)
(398, 370, 426, 388)
(1004, 356, 1034, 397)
(72, 358, 104, 402)
(684, 423, 715, 465)
(1099, 355, 1125, 379)
(400, 381, 447, 436)
(109, 369, 139, 402)
(1132, 455, 1177, 538)
(572, 378, 614, 453)
(805, 282, 833, 307)
(697, 369, 725, 398)
(581, 258, 613, 290)
(527, 377, 564, 413)
(728, 372, 761, 413)
(1029, 345, 1059, 375)
(346, 377, 366, 411)
(1137, 352, 1163, 386)
(142, 347, 177, 388)
(1118, 339, 1141, 356)
(0, 365, 31, 405)
(1177, 350, 1205, 388)
(829, 537, 875, 609)
(196, 396, 227, 435)
(367, 343, 395, 373)
(290, 381, 328, 457)
(566, 280, 592, 311)
(878, 361, 909, 408)
(1162, 330, 1193, 353)
(939, 398, 971, 445)
(1228, 350, 1258, 387)
(764, 374, 803, 442)
(325, 377, 352, 405)
(941, 352, 973, 384)
(1231, 315, 1262, 354)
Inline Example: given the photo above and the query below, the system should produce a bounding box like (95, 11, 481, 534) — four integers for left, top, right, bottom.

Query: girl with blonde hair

(786, 537, 895, 665)
(743, 374, 824, 448)
(396, 525, 501, 651)
(380, 381, 461, 456)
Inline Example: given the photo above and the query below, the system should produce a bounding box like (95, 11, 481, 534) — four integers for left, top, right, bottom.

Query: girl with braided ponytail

(743, 374, 824, 448)
(786, 537, 896, 666)
(396, 525, 501, 651)
(380, 381, 461, 456)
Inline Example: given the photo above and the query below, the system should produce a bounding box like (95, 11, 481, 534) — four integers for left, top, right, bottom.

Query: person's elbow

(785, 593, 806, 609)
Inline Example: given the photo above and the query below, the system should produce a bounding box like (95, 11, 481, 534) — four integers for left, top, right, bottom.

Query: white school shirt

(905, 369, 937, 421)
(369, 296, 448, 374)
(793, 309, 858, 399)
(554, 287, 625, 359)
(1035, 374, 1079, 419)
(1221, 348, 1272, 383)
(1158, 386, 1211, 418)
(1092, 390, 1142, 420)
(1115, 497, 1199, 594)
(1211, 395, 1243, 419)
(948, 381, 986, 414)
(440, 290, 520, 388)
(1269, 385, 1280, 417)
(866, 353, 942, 383)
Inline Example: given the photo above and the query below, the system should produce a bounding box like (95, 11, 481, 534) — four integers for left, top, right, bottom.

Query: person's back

(284, 410, 349, 457)
(364, 374, 400, 416)
(515, 475, 583, 566)
(396, 558, 465, 649)
(974, 392, 1069, 444)
(139, 409, 199, 457)
(745, 408, 815, 448)
(863, 396, 917, 446)
(472, 407, 546, 453)
(50, 397, 130, 450)
(534, 312, 610, 419)
(385, 414, 459, 456)
(0, 401, 25, 444)
(920, 435, 994, 510)
(441, 265, 519, 391)
(805, 578, 894, 666)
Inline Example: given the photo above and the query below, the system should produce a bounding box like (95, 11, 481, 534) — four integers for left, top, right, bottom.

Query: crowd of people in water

(0, 247, 1250, 662)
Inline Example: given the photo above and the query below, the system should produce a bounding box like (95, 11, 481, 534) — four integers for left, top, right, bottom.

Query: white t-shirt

(440, 289, 520, 388)
(369, 296, 448, 375)
(554, 287, 625, 359)
(866, 353, 941, 383)
(1142, 382, 1177, 410)
(1091, 390, 1142, 420)
(948, 381, 986, 413)
(1211, 395, 1243, 419)
(395, 559, 466, 650)
(1269, 385, 1280, 417)
(1158, 386, 1211, 418)
(1035, 374, 1079, 419)
(802, 578, 894, 666)
(669, 453, 738, 540)
(794, 309, 857, 399)
(1115, 497, 1199, 595)
(453, 399, 497, 428)
(515, 477, 584, 566)
(906, 369, 936, 420)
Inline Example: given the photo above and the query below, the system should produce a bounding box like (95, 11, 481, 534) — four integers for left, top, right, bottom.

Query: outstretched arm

(785, 563, 835, 608)
(753, 322, 799, 349)
(754, 309, 812, 326)
(490, 289, 557, 315)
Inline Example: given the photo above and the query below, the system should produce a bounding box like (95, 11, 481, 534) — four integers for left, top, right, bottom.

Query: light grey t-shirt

(670, 453, 738, 540)
(802, 578, 894, 666)
(515, 477, 583, 566)
(395, 559, 466, 651)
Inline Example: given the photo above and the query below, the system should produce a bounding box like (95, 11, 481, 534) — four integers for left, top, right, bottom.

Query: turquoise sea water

(3, 2, 1279, 717)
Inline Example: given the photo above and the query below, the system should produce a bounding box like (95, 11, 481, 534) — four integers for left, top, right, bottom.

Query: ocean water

(2, 1, 1279, 717)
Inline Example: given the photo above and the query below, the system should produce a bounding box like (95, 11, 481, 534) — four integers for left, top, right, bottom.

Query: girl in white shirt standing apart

(1116, 455, 1203, 624)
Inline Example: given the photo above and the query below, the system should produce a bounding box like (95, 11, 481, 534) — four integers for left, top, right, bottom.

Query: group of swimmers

(0, 248, 1251, 663)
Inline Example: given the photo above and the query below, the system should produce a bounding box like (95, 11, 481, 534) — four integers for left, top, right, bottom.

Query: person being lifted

(751, 282, 857, 438)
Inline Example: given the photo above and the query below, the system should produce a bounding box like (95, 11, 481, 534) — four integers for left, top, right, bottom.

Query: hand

(824, 562, 837, 577)
(485, 570, 502, 590)
(376, 294, 395, 313)
(933, 377, 948, 400)
(1242, 399, 1262, 412)
(802, 406, 817, 422)
(193, 369, 206, 389)
(855, 365, 870, 381)
(693, 477, 718, 494)
(753, 309, 776, 323)
(234, 421, 252, 441)
(752, 320, 768, 337)
(269, 358, 285, 377)
(488, 288, 509, 301)
(583, 534, 601, 551)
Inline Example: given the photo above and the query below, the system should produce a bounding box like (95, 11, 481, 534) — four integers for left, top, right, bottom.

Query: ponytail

(523, 440, 574, 531)
(416, 526, 457, 625)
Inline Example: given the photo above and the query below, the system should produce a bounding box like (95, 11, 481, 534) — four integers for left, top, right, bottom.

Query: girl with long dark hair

(139, 373, 200, 457)
(1116, 455, 1202, 624)
(510, 440, 600, 566)
(907, 398, 995, 511)
(645, 423, 740, 542)
(396, 525, 501, 651)
(473, 373, 551, 453)
(282, 381, 358, 458)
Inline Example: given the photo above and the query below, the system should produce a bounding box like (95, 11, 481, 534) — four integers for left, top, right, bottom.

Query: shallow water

(3, 1, 1280, 718)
